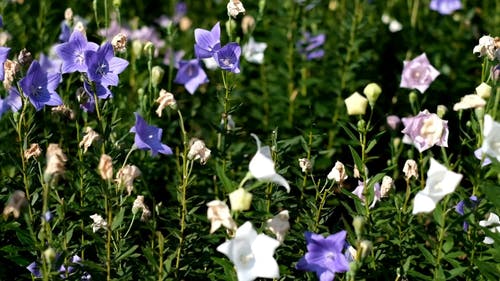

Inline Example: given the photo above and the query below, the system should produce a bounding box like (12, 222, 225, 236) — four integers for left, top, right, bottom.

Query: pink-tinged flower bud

(386, 115, 401, 130)
(344, 92, 368, 115)
(403, 159, 418, 179)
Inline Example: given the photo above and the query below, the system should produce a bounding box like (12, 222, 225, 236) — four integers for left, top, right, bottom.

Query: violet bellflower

(455, 195, 478, 231)
(296, 230, 350, 281)
(0, 88, 21, 119)
(401, 109, 449, 152)
(0, 46, 10, 81)
(214, 42, 241, 73)
(194, 22, 221, 59)
(19, 60, 63, 111)
(55, 30, 99, 73)
(27, 261, 42, 278)
(130, 112, 173, 156)
(400, 53, 440, 93)
(430, 0, 462, 15)
(85, 42, 129, 87)
(296, 32, 326, 60)
(174, 59, 209, 94)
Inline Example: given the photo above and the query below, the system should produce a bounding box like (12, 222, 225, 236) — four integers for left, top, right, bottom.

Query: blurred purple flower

(297, 32, 325, 60)
(296, 230, 350, 281)
(27, 261, 41, 278)
(455, 195, 478, 231)
(214, 43, 241, 73)
(194, 22, 221, 59)
(85, 42, 129, 87)
(163, 48, 185, 68)
(78, 85, 96, 112)
(59, 255, 82, 279)
(386, 115, 401, 130)
(130, 26, 165, 54)
(55, 31, 99, 74)
(430, 0, 462, 15)
(156, 2, 187, 27)
(58, 21, 71, 42)
(0, 88, 21, 119)
(400, 53, 440, 93)
(352, 180, 381, 209)
(491, 64, 500, 81)
(0, 46, 10, 81)
(174, 59, 208, 94)
(130, 112, 173, 156)
(19, 61, 63, 111)
(474, 148, 492, 167)
(401, 110, 448, 152)
(39, 52, 63, 74)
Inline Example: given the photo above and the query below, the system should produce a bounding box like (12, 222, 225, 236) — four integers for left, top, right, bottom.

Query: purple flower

(194, 22, 221, 59)
(39, 52, 63, 74)
(59, 255, 82, 279)
(296, 230, 350, 281)
(130, 112, 173, 156)
(58, 21, 71, 42)
(43, 210, 53, 222)
(400, 53, 440, 93)
(174, 59, 209, 94)
(352, 180, 381, 208)
(455, 195, 478, 231)
(0, 89, 21, 118)
(19, 61, 63, 111)
(214, 43, 241, 73)
(430, 0, 462, 15)
(0, 46, 10, 81)
(85, 42, 129, 87)
(386, 115, 401, 130)
(130, 26, 166, 55)
(163, 48, 185, 68)
(474, 148, 492, 167)
(297, 32, 325, 60)
(84, 81, 112, 100)
(55, 31, 99, 73)
(27, 261, 41, 278)
(401, 110, 449, 152)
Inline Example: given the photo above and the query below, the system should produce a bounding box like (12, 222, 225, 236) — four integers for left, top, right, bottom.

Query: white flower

(412, 158, 462, 214)
(207, 200, 237, 234)
(217, 221, 280, 281)
(481, 114, 500, 162)
(266, 210, 290, 243)
(327, 161, 348, 184)
(242, 37, 267, 64)
(475, 82, 492, 99)
(248, 134, 290, 192)
(473, 35, 496, 60)
(479, 213, 500, 244)
(229, 187, 253, 212)
(344, 92, 368, 115)
(452, 94, 486, 111)
(90, 214, 107, 233)
(388, 19, 403, 33)
(202, 57, 219, 70)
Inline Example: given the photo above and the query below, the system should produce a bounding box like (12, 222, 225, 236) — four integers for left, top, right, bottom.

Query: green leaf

(111, 208, 125, 231)
(349, 146, 363, 175)
(417, 244, 435, 264)
(216, 162, 235, 193)
(115, 244, 139, 263)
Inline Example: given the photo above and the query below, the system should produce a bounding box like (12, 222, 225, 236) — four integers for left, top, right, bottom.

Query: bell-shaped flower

(174, 59, 209, 94)
(0, 46, 10, 81)
(55, 30, 99, 73)
(352, 180, 381, 209)
(130, 112, 173, 156)
(479, 213, 500, 244)
(248, 134, 290, 192)
(19, 61, 63, 111)
(266, 210, 290, 244)
(327, 161, 347, 185)
(296, 230, 350, 281)
(455, 195, 478, 231)
(84, 42, 129, 87)
(400, 53, 440, 93)
(401, 110, 448, 152)
(429, 0, 462, 15)
(296, 32, 325, 60)
(214, 42, 241, 73)
(481, 114, 500, 162)
(194, 22, 221, 59)
(412, 158, 462, 214)
(217, 221, 280, 281)
(242, 37, 267, 64)
(453, 94, 486, 111)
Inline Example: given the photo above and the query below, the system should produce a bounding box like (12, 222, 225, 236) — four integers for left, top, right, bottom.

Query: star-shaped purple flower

(214, 42, 241, 73)
(194, 22, 221, 59)
(19, 61, 63, 111)
(297, 32, 326, 60)
(430, 0, 462, 15)
(85, 42, 129, 86)
(130, 112, 173, 156)
(0, 88, 21, 119)
(55, 30, 99, 73)
(296, 230, 350, 281)
(0, 46, 10, 81)
(174, 59, 209, 94)
(455, 195, 478, 231)
(27, 261, 41, 278)
(400, 53, 440, 93)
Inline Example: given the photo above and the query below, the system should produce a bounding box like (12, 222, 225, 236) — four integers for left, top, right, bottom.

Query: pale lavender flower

(58, 21, 71, 42)
(194, 22, 221, 59)
(296, 230, 350, 281)
(400, 53, 440, 93)
(174, 59, 209, 94)
(386, 115, 401, 130)
(130, 112, 173, 156)
(401, 110, 448, 152)
(20, 61, 63, 111)
(130, 26, 166, 53)
(0, 46, 10, 80)
(214, 43, 241, 73)
(297, 32, 325, 60)
(242, 37, 267, 64)
(163, 48, 185, 68)
(352, 180, 381, 209)
(455, 195, 478, 231)
(474, 148, 492, 167)
(430, 0, 462, 15)
(55, 30, 99, 73)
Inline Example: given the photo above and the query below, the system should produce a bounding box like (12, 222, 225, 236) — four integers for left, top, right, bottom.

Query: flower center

(238, 252, 255, 267)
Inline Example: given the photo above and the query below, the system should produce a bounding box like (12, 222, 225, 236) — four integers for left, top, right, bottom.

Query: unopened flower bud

(64, 8, 73, 22)
(241, 15, 255, 34)
(345, 92, 368, 115)
(151, 66, 164, 87)
(436, 105, 447, 118)
(393, 137, 401, 148)
(229, 187, 252, 212)
(113, 0, 121, 7)
(475, 82, 492, 99)
(352, 216, 365, 238)
(409, 91, 418, 105)
(359, 240, 373, 259)
(98, 154, 113, 180)
(132, 40, 143, 58)
(111, 32, 127, 53)
(179, 17, 192, 31)
(143, 41, 154, 56)
(43, 248, 56, 263)
(403, 159, 418, 179)
(357, 119, 366, 133)
(363, 82, 382, 107)
(474, 107, 485, 123)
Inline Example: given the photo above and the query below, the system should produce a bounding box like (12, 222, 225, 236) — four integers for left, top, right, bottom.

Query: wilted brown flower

(227, 0, 245, 18)
(116, 164, 141, 195)
(241, 15, 255, 34)
(44, 144, 67, 182)
(207, 200, 237, 234)
(112, 32, 127, 53)
(403, 159, 418, 180)
(79, 127, 100, 153)
(155, 89, 176, 117)
(187, 138, 211, 165)
(3, 190, 27, 219)
(266, 210, 290, 243)
(51, 104, 75, 120)
(98, 154, 113, 180)
(132, 195, 151, 222)
(298, 158, 312, 173)
(24, 143, 42, 160)
(3, 59, 20, 90)
(380, 175, 393, 197)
